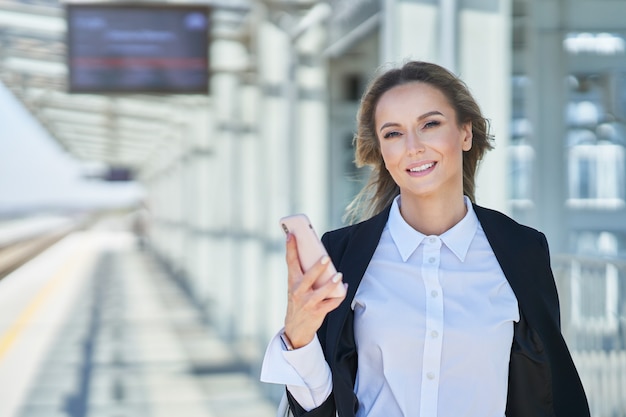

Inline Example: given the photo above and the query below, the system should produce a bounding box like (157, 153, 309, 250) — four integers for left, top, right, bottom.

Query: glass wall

(566, 67, 626, 208)
(510, 9, 626, 255)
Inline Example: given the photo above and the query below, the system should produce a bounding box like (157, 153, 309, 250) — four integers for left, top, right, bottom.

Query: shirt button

(429, 237, 436, 244)
(431, 330, 439, 338)
(427, 372, 435, 380)
(428, 257, 436, 263)
(431, 290, 438, 298)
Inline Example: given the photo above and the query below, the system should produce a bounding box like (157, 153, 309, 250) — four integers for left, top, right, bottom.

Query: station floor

(0, 217, 278, 417)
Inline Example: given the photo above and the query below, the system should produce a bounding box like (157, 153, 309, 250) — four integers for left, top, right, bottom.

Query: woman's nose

(406, 132, 425, 155)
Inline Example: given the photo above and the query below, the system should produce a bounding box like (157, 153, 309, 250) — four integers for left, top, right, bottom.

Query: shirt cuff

(260, 328, 331, 388)
(260, 328, 332, 410)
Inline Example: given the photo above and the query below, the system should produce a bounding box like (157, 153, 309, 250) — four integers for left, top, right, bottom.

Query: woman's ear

(462, 121, 473, 151)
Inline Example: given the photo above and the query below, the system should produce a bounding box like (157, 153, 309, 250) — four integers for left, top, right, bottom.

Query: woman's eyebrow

(379, 122, 400, 132)
(417, 110, 444, 120)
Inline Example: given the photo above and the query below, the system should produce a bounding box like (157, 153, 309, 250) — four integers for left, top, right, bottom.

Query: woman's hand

(283, 233, 346, 349)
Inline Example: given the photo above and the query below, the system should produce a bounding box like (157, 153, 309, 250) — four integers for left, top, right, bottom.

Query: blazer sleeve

(283, 231, 351, 417)
(538, 232, 561, 329)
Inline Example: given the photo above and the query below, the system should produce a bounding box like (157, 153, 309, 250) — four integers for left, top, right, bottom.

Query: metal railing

(553, 255, 626, 417)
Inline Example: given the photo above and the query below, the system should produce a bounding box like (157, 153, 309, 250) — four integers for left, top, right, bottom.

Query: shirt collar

(387, 195, 478, 262)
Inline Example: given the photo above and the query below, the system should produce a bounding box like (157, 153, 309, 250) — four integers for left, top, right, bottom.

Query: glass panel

(509, 75, 534, 206)
(565, 44, 626, 209)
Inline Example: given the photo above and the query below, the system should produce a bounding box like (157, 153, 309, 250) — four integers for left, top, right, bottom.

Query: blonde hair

(345, 61, 493, 223)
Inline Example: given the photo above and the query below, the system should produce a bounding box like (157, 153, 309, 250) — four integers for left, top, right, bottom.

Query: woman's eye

(424, 120, 440, 129)
(383, 131, 401, 139)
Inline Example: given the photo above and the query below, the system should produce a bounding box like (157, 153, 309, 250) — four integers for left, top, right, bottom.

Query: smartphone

(279, 214, 346, 298)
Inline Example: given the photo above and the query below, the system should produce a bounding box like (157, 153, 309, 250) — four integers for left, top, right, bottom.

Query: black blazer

(287, 204, 590, 417)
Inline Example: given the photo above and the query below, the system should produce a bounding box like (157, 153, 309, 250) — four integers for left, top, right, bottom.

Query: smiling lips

(407, 162, 436, 174)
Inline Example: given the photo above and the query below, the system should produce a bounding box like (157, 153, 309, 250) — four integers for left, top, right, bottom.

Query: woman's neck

(398, 193, 468, 236)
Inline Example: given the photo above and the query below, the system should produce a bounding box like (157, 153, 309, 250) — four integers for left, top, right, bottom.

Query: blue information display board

(67, 4, 210, 94)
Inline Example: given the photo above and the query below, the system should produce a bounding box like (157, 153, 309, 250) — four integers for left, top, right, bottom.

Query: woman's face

(375, 82, 472, 203)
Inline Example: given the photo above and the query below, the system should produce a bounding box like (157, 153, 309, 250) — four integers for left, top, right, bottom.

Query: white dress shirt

(261, 196, 520, 416)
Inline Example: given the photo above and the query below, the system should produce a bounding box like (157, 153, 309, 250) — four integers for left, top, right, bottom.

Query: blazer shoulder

(473, 204, 547, 244)
(321, 206, 391, 261)
(321, 218, 372, 258)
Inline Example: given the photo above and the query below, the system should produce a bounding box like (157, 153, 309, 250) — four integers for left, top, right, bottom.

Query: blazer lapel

(473, 204, 558, 329)
(473, 205, 528, 303)
(325, 206, 391, 362)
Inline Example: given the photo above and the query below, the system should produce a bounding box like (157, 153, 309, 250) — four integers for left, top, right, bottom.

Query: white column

(235, 82, 264, 355)
(294, 23, 330, 231)
(382, 0, 439, 65)
(184, 102, 213, 304)
(459, 0, 512, 213)
(209, 71, 237, 338)
(256, 19, 291, 342)
(208, 36, 249, 338)
(526, 0, 567, 252)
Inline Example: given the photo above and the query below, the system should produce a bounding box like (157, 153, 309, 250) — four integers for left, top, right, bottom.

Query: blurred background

(0, 0, 625, 416)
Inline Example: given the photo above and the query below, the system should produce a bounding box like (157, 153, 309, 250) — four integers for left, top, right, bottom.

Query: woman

(261, 61, 590, 417)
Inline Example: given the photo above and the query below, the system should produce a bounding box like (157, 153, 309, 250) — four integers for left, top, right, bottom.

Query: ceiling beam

(54, 128, 163, 146)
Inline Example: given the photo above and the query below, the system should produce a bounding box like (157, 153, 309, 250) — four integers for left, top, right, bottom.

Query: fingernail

(321, 256, 330, 265)
(332, 272, 343, 283)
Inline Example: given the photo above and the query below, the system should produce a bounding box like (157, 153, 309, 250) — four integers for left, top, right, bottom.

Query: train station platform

(0, 215, 278, 417)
